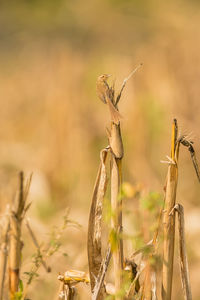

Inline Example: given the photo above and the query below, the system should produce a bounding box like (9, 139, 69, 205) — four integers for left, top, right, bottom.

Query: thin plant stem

(25, 218, 51, 273)
(0, 205, 10, 300)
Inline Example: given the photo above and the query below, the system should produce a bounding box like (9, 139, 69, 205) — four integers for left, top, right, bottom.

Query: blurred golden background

(0, 0, 200, 299)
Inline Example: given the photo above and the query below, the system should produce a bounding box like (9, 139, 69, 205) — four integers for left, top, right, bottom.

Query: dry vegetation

(0, 75, 199, 300)
(0, 0, 200, 299)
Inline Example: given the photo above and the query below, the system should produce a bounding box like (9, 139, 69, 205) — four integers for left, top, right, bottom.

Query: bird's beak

(105, 74, 111, 80)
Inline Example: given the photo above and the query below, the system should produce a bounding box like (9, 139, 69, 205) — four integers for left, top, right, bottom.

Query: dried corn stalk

(108, 123, 124, 295)
(171, 204, 192, 300)
(87, 149, 108, 299)
(88, 67, 142, 300)
(162, 119, 179, 300)
(9, 172, 32, 299)
(162, 119, 200, 300)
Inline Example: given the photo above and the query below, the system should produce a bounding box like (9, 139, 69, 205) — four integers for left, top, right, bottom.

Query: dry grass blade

(129, 240, 154, 259)
(92, 246, 112, 300)
(87, 148, 108, 298)
(9, 172, 32, 299)
(23, 172, 33, 203)
(115, 63, 143, 106)
(0, 205, 10, 300)
(171, 204, 192, 300)
(189, 148, 200, 182)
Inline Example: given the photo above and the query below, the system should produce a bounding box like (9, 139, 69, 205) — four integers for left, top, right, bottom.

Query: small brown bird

(96, 74, 121, 124)
(124, 259, 140, 293)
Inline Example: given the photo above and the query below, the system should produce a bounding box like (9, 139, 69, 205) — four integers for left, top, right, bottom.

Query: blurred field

(0, 0, 200, 299)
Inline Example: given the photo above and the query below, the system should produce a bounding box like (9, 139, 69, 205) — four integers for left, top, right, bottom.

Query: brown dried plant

(9, 172, 32, 300)
(88, 66, 142, 300)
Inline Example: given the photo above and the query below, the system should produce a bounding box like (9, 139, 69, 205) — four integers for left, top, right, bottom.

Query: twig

(178, 136, 200, 182)
(115, 63, 143, 106)
(25, 218, 51, 273)
(92, 246, 112, 300)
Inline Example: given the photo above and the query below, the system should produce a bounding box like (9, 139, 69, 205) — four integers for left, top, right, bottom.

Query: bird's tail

(106, 96, 122, 125)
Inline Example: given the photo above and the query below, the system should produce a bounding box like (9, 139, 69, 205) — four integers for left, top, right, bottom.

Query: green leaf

(109, 229, 119, 252)
(19, 279, 24, 292)
(140, 191, 163, 212)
